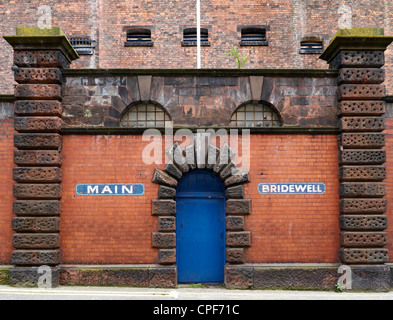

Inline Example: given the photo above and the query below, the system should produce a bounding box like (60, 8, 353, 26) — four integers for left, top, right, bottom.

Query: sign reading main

(258, 183, 326, 195)
(76, 183, 144, 196)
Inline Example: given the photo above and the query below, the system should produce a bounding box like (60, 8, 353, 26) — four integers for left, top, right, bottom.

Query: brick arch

(151, 140, 252, 275)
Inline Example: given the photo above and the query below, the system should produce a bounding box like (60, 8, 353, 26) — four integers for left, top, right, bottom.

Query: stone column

(321, 28, 393, 291)
(4, 27, 78, 287)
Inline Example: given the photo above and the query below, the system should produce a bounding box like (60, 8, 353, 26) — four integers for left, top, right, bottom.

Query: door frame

(151, 142, 252, 286)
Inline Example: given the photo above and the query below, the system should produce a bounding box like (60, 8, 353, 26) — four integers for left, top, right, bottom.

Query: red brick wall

(61, 133, 340, 264)
(61, 135, 159, 264)
(0, 119, 15, 264)
(1, 1, 393, 95)
(244, 134, 340, 263)
(385, 118, 393, 262)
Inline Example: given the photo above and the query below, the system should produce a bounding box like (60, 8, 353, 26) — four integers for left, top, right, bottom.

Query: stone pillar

(321, 28, 393, 291)
(4, 27, 78, 287)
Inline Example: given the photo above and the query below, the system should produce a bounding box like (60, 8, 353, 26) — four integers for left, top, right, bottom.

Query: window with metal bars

(230, 103, 280, 128)
(120, 103, 171, 128)
(124, 28, 153, 47)
(239, 27, 268, 46)
(299, 36, 324, 54)
(182, 28, 210, 46)
(69, 37, 95, 55)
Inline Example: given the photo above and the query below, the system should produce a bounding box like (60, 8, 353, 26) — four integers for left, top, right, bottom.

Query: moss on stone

(335, 28, 385, 37)
(0, 268, 10, 285)
(15, 27, 65, 37)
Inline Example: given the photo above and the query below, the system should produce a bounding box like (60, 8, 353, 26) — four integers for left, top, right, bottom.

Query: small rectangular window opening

(125, 28, 153, 47)
(240, 27, 268, 46)
(300, 38, 323, 54)
(69, 37, 96, 55)
(182, 28, 210, 46)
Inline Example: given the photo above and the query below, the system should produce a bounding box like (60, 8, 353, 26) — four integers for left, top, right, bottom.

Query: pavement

(0, 285, 392, 300)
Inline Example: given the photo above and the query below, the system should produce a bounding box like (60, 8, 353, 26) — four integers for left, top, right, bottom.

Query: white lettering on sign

(258, 183, 326, 195)
(76, 184, 143, 196)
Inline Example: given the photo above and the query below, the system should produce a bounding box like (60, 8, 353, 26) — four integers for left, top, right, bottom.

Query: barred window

(120, 103, 171, 128)
(68, 37, 95, 55)
(124, 28, 153, 47)
(230, 103, 280, 128)
(182, 28, 210, 46)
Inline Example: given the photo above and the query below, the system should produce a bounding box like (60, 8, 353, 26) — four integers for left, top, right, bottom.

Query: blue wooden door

(176, 171, 226, 283)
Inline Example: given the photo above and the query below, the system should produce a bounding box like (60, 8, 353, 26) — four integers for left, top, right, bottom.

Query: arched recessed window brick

(120, 103, 171, 128)
(230, 103, 281, 128)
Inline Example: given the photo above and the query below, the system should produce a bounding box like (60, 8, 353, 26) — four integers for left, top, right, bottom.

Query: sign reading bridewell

(258, 183, 326, 195)
(76, 183, 145, 196)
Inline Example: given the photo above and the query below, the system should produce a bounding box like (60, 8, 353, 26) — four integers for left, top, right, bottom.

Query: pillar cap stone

(3, 27, 79, 62)
(320, 28, 393, 64)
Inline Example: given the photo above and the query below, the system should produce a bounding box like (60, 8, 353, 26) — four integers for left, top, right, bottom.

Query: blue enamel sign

(258, 183, 326, 195)
(76, 183, 144, 196)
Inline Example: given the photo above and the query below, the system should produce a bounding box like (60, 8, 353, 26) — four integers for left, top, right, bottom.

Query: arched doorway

(176, 171, 226, 283)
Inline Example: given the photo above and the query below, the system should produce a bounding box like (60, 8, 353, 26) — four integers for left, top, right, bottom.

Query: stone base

(350, 265, 391, 292)
(9, 267, 59, 287)
(59, 265, 177, 288)
(225, 264, 340, 290)
(225, 264, 392, 291)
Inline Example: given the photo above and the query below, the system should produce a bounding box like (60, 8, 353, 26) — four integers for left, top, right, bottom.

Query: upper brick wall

(1, 0, 393, 94)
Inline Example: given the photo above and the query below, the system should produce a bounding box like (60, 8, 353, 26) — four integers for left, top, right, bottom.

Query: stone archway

(150, 137, 252, 284)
